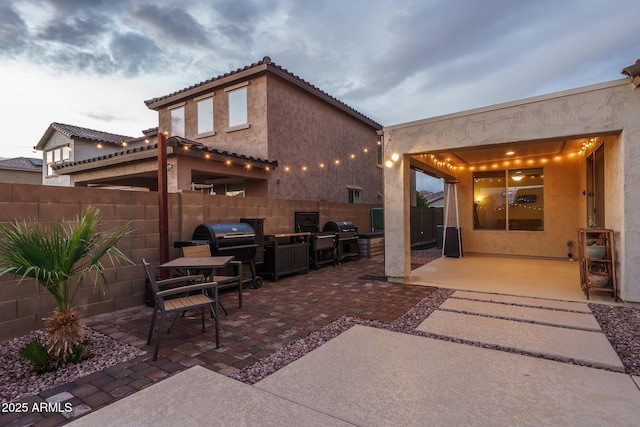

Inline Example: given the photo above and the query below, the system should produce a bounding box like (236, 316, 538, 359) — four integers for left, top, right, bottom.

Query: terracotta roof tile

(52, 136, 278, 172)
(168, 136, 278, 169)
(49, 122, 135, 144)
(145, 56, 382, 129)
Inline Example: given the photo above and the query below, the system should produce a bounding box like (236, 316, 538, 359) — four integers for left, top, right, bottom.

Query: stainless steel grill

(323, 220, 360, 263)
(294, 211, 336, 268)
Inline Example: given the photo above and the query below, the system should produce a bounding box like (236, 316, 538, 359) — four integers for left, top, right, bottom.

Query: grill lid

(193, 223, 256, 248)
(294, 211, 321, 233)
(323, 220, 358, 234)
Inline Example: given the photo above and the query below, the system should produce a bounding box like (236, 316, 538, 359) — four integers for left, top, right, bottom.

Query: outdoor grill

(192, 222, 263, 288)
(323, 219, 360, 263)
(294, 211, 336, 268)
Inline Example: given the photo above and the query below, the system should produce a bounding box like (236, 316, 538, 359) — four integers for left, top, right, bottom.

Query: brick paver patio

(1, 255, 437, 426)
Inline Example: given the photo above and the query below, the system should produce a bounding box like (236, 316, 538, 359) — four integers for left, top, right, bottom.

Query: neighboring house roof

(622, 58, 640, 88)
(0, 157, 42, 171)
(52, 136, 278, 173)
(425, 191, 444, 204)
(35, 122, 137, 150)
(420, 190, 444, 204)
(144, 56, 382, 129)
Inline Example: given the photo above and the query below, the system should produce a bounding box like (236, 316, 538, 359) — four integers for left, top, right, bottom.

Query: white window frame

(45, 146, 71, 176)
(196, 94, 215, 137)
(225, 82, 249, 131)
(169, 103, 185, 137)
(348, 186, 362, 204)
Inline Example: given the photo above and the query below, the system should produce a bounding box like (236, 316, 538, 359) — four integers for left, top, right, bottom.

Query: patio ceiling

(410, 133, 618, 180)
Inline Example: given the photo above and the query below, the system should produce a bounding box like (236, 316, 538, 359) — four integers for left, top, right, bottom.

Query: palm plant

(0, 206, 132, 369)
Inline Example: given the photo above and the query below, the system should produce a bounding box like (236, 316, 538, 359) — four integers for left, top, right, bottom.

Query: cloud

(129, 3, 213, 49)
(0, 3, 29, 56)
(109, 32, 168, 76)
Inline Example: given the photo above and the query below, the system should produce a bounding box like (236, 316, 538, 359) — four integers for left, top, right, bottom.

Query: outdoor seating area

(2, 250, 640, 426)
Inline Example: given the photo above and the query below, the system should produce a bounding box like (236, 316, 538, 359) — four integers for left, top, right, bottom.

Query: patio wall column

(384, 151, 411, 280)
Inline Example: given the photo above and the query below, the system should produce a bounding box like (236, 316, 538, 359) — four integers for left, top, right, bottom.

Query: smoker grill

(294, 211, 336, 268)
(192, 223, 263, 288)
(323, 220, 360, 263)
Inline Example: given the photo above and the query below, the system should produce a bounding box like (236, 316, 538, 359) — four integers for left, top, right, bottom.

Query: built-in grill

(323, 220, 360, 263)
(192, 223, 263, 288)
(295, 211, 336, 268)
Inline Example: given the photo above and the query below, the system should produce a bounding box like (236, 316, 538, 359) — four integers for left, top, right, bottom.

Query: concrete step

(439, 298, 601, 331)
(416, 310, 624, 371)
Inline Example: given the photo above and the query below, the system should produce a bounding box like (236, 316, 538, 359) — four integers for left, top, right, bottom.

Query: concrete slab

(67, 365, 351, 427)
(417, 311, 624, 371)
(256, 325, 640, 427)
(408, 256, 588, 301)
(452, 290, 592, 313)
(440, 298, 601, 331)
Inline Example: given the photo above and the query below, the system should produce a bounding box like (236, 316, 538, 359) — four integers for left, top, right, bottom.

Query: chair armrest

(157, 281, 218, 298)
(156, 274, 205, 287)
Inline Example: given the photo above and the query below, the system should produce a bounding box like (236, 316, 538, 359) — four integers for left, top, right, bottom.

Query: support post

(158, 132, 169, 266)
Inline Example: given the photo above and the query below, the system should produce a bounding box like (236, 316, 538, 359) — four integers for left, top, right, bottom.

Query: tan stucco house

(36, 57, 383, 204)
(0, 157, 42, 185)
(382, 61, 640, 303)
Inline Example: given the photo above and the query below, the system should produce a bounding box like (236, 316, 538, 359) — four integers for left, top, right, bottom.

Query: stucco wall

(157, 76, 269, 160)
(266, 76, 383, 204)
(0, 169, 41, 185)
(0, 183, 379, 341)
(383, 79, 640, 302)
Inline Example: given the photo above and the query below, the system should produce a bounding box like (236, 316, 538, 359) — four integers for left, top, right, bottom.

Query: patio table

(158, 256, 234, 274)
(158, 256, 236, 315)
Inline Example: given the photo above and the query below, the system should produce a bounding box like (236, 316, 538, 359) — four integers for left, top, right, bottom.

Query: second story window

(227, 86, 248, 129)
(170, 105, 185, 137)
(197, 96, 214, 135)
(46, 145, 71, 176)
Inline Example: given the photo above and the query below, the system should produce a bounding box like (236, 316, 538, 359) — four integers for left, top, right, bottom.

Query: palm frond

(0, 206, 133, 309)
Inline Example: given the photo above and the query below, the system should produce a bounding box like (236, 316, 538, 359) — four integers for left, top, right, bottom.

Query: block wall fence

(0, 183, 380, 341)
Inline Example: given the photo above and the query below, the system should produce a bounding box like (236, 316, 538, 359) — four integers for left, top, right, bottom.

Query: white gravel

(0, 327, 146, 403)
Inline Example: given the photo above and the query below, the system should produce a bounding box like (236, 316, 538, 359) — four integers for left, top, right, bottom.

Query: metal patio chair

(142, 259, 219, 361)
(181, 244, 244, 311)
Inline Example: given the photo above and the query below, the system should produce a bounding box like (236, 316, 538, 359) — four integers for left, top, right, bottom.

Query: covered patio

(408, 255, 620, 303)
(382, 77, 640, 303)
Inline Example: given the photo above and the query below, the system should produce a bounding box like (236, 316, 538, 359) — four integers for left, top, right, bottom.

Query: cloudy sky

(1, 0, 637, 162)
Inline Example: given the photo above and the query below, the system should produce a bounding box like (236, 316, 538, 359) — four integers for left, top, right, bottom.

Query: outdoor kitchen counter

(262, 233, 310, 281)
(268, 232, 311, 238)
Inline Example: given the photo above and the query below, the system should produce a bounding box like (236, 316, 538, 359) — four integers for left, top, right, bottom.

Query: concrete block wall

(0, 184, 379, 340)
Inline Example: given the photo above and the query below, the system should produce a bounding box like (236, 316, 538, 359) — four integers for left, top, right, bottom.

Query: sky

(1, 0, 637, 188)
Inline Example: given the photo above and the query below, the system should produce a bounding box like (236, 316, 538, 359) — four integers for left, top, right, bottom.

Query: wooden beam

(158, 132, 169, 267)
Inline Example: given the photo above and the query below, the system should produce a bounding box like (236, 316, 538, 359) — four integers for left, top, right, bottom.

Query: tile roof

(168, 136, 278, 169)
(622, 59, 640, 88)
(35, 122, 137, 150)
(425, 190, 444, 204)
(52, 142, 158, 172)
(0, 157, 42, 171)
(52, 136, 278, 173)
(145, 56, 382, 129)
